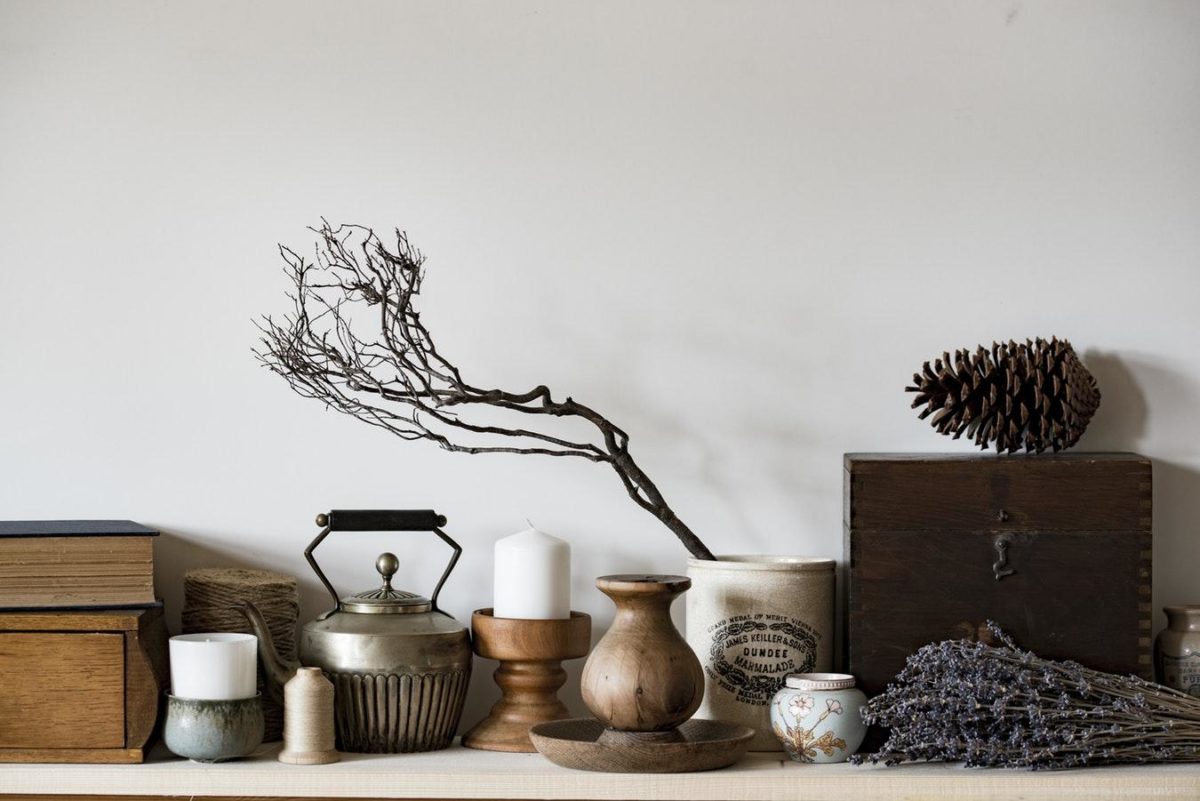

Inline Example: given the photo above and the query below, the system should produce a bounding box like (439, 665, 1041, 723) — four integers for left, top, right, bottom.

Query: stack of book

(0, 520, 165, 764)
(0, 520, 158, 610)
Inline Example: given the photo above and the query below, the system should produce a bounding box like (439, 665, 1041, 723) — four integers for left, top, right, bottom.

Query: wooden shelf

(0, 742, 1197, 801)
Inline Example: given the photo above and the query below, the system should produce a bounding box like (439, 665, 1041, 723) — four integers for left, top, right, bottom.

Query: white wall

(2, 0, 1198, 722)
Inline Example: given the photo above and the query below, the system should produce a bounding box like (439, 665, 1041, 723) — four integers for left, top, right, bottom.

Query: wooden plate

(529, 718, 755, 773)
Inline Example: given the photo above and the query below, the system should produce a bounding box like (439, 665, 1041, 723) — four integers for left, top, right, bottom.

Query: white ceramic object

(169, 632, 258, 701)
(770, 673, 866, 763)
(686, 556, 835, 751)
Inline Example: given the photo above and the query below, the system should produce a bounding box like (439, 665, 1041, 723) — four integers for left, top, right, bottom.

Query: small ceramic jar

(770, 673, 866, 763)
(1156, 605, 1200, 697)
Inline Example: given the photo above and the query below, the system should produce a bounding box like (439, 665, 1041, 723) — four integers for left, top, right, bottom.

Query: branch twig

(255, 222, 716, 560)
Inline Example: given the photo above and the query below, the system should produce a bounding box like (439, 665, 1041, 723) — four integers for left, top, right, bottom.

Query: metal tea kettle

(241, 510, 471, 753)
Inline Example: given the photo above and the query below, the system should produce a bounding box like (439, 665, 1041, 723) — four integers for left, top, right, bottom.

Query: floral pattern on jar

(770, 673, 866, 763)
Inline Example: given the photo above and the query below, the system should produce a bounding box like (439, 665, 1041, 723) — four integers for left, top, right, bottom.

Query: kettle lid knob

(376, 552, 400, 590)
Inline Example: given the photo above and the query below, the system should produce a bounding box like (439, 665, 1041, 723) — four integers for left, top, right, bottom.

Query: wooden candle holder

(461, 608, 592, 753)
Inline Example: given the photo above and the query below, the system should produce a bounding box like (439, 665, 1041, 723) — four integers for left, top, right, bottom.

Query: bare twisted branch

(255, 222, 715, 560)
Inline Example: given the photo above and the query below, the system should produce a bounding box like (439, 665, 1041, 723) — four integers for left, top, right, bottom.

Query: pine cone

(905, 338, 1101, 454)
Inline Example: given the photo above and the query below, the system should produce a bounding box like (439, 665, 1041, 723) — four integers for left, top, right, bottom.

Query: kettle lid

(340, 552, 432, 614)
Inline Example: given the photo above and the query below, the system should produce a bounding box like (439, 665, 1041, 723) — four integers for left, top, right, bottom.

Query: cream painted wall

(2, 1, 1198, 723)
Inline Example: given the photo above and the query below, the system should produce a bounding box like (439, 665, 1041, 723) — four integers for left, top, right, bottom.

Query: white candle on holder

(493, 526, 571, 619)
(169, 632, 258, 700)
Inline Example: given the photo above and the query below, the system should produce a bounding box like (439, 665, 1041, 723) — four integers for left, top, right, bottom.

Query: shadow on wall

(153, 529, 257, 634)
(1153, 462, 1200, 618)
(1082, 350, 1148, 451)
(1082, 349, 1200, 631)
(540, 314, 818, 557)
(154, 528, 332, 636)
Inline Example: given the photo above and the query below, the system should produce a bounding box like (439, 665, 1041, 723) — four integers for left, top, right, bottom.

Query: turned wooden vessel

(532, 574, 753, 773)
(581, 575, 704, 735)
(462, 609, 592, 753)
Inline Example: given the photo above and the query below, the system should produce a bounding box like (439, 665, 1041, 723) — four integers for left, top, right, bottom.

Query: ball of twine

(182, 568, 299, 742)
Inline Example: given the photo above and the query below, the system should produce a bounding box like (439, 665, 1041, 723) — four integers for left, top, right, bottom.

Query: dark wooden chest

(845, 453, 1152, 700)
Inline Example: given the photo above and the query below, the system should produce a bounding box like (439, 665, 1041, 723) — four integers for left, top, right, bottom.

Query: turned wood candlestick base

(461, 608, 592, 753)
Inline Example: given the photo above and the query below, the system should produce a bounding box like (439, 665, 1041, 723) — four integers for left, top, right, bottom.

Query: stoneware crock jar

(686, 555, 835, 751)
(770, 673, 865, 763)
(1156, 605, 1200, 697)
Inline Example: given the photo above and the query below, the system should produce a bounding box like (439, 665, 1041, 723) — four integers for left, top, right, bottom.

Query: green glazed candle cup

(770, 673, 866, 763)
(164, 694, 265, 762)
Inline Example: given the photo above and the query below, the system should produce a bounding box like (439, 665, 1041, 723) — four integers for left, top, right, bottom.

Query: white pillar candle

(493, 527, 571, 619)
(169, 632, 258, 700)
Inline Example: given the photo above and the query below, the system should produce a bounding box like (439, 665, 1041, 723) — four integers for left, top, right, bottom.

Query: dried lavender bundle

(853, 623, 1200, 769)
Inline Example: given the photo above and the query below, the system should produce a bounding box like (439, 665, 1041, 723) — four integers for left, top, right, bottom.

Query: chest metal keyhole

(992, 537, 1016, 581)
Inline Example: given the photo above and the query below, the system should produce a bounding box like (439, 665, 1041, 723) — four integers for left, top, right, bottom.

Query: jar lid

(340, 552, 432, 615)
(785, 673, 857, 691)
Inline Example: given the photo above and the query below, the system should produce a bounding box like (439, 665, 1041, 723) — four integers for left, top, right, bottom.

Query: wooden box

(845, 453, 1152, 700)
(0, 606, 168, 763)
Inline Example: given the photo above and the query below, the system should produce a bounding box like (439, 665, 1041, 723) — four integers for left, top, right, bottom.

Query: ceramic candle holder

(163, 694, 265, 763)
(461, 608, 592, 752)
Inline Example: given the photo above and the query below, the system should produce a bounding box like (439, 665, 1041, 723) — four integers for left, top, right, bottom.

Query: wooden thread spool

(278, 667, 339, 765)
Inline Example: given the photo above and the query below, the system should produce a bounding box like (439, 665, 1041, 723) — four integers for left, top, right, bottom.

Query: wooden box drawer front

(0, 632, 126, 749)
(845, 454, 1152, 532)
(848, 528, 1151, 697)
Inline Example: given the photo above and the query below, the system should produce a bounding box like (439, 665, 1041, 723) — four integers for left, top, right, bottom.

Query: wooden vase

(461, 609, 592, 753)
(580, 575, 703, 734)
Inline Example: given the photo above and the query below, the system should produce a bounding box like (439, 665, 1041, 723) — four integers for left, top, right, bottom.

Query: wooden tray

(529, 718, 754, 773)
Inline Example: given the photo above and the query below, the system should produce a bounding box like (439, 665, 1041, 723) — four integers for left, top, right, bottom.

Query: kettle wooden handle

(306, 509, 461, 614)
(324, 510, 447, 531)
